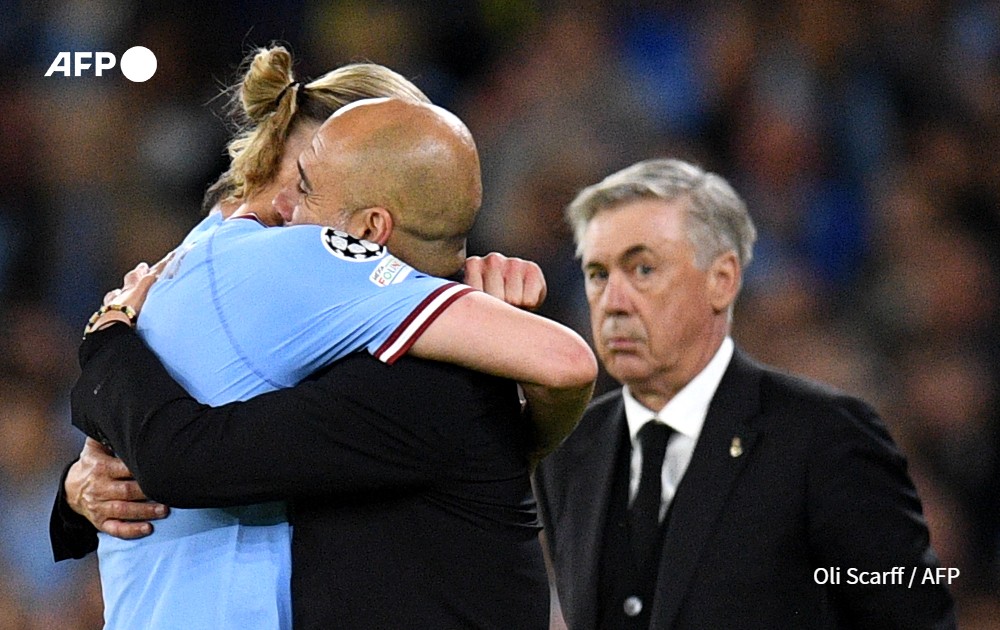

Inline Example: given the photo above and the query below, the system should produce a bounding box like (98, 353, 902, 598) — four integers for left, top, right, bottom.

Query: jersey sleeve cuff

(374, 283, 475, 364)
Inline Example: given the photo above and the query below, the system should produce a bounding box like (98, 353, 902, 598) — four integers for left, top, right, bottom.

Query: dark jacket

(534, 348, 955, 630)
(61, 324, 549, 629)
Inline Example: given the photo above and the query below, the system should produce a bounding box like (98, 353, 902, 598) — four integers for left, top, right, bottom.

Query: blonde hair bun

(241, 46, 296, 123)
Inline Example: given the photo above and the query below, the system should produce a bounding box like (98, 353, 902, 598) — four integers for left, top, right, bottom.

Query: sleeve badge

(321, 227, 386, 262)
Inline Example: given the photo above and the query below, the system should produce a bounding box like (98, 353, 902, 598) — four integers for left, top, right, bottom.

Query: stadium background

(1, 1, 998, 627)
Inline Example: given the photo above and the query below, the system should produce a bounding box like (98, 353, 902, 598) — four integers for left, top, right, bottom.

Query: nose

(273, 188, 297, 225)
(600, 273, 633, 315)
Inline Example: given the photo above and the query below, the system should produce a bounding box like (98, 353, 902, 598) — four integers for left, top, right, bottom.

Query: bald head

(292, 98, 482, 276)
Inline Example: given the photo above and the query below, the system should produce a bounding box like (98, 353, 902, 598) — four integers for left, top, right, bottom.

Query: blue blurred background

(1, 1, 998, 627)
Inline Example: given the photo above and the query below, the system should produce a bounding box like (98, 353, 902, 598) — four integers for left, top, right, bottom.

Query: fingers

(465, 253, 548, 310)
(90, 495, 168, 522)
(81, 478, 169, 540)
(86, 477, 150, 504)
(480, 253, 510, 302)
(100, 257, 166, 310)
(100, 456, 135, 481)
(114, 257, 168, 316)
(83, 436, 112, 456)
(151, 250, 175, 275)
(102, 261, 148, 306)
(466, 252, 515, 301)
(81, 439, 134, 480)
(81, 479, 168, 526)
(101, 519, 155, 540)
(122, 262, 149, 290)
(463, 256, 485, 291)
(499, 257, 546, 309)
(103, 288, 123, 307)
(520, 262, 548, 311)
(80, 467, 148, 505)
(119, 254, 170, 296)
(68, 438, 170, 540)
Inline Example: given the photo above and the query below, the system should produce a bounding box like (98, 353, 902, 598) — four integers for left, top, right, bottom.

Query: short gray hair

(566, 158, 757, 270)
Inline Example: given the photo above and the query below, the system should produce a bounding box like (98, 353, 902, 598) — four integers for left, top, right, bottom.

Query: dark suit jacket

(64, 324, 549, 629)
(534, 348, 955, 629)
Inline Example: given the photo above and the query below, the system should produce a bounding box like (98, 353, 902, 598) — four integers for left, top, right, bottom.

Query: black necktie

(628, 421, 673, 565)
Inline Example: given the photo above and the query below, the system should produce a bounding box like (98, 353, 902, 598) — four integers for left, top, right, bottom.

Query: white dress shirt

(622, 337, 734, 521)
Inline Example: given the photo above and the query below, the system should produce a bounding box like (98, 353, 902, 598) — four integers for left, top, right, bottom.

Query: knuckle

(82, 498, 98, 517)
(93, 483, 115, 502)
(116, 480, 137, 500)
(484, 252, 504, 267)
(110, 501, 138, 520)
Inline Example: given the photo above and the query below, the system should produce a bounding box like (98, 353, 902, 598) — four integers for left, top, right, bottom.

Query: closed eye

(296, 161, 313, 196)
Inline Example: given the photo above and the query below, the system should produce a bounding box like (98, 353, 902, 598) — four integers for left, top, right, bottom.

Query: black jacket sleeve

(49, 458, 99, 561)
(71, 324, 471, 508)
(803, 394, 956, 628)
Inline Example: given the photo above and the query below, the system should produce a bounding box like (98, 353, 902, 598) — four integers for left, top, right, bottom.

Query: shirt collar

(229, 212, 267, 227)
(623, 337, 734, 442)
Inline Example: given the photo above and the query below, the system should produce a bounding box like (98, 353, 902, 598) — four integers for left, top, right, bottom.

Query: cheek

(589, 310, 604, 343)
(299, 200, 323, 222)
(641, 327, 673, 361)
(645, 295, 705, 351)
(632, 300, 678, 349)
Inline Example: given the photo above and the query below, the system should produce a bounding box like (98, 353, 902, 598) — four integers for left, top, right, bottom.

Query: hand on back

(464, 253, 547, 311)
(65, 438, 169, 539)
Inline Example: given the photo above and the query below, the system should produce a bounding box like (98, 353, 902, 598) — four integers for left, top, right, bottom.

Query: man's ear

(707, 251, 740, 314)
(356, 207, 394, 245)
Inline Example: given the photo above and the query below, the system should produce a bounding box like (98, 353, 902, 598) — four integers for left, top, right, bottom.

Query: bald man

(67, 98, 596, 629)
(279, 97, 480, 278)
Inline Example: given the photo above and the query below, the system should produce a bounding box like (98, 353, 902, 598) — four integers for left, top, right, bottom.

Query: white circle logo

(120, 46, 157, 82)
(320, 228, 386, 262)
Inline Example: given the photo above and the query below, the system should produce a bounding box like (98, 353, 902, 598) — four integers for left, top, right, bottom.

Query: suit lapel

(561, 394, 628, 630)
(650, 350, 761, 629)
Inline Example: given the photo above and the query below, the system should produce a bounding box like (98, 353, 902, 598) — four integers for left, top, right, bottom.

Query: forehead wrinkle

(311, 128, 328, 153)
(299, 129, 333, 186)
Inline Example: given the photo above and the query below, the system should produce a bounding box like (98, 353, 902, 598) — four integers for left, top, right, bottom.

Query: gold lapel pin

(729, 436, 743, 458)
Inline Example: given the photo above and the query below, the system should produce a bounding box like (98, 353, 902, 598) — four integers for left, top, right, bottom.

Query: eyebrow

(582, 244, 651, 271)
(619, 244, 651, 262)
(297, 161, 312, 193)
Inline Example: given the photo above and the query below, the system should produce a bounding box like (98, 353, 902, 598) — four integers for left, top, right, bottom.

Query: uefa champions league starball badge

(321, 228, 386, 262)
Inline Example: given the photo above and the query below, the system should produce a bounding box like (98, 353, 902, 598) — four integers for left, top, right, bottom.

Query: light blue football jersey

(96, 215, 471, 630)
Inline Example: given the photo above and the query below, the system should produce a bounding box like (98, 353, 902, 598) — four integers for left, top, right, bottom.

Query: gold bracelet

(84, 304, 137, 335)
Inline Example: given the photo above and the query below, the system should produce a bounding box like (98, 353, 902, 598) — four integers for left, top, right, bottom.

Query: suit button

(623, 596, 643, 616)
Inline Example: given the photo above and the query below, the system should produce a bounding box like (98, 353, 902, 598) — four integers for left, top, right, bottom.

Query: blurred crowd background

(1, 1, 998, 628)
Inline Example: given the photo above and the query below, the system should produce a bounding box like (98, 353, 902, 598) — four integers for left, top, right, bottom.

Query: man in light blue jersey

(74, 97, 595, 629)
(55, 53, 436, 549)
(66, 55, 446, 630)
(92, 221, 471, 629)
